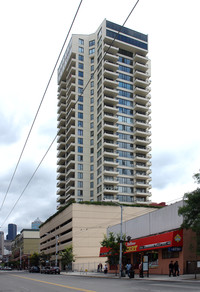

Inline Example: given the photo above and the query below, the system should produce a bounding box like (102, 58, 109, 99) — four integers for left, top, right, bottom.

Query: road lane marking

(151, 283, 200, 290)
(12, 275, 96, 292)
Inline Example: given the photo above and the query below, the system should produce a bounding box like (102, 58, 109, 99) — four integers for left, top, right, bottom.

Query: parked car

(3, 266, 12, 271)
(49, 266, 60, 274)
(40, 266, 46, 274)
(29, 266, 40, 273)
(40, 266, 50, 274)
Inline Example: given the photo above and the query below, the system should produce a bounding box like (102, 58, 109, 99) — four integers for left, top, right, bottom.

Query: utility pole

(20, 247, 22, 270)
(55, 235, 58, 267)
(103, 199, 123, 278)
(119, 204, 123, 278)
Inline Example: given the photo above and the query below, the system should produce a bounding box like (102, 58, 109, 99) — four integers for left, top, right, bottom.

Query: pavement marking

(12, 274, 96, 292)
(151, 283, 200, 290)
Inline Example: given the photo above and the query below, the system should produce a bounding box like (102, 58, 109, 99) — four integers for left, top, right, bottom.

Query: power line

(0, 135, 57, 228)
(166, 196, 184, 204)
(0, 0, 140, 226)
(0, 0, 83, 213)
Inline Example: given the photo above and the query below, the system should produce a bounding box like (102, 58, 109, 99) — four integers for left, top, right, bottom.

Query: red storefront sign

(99, 229, 183, 257)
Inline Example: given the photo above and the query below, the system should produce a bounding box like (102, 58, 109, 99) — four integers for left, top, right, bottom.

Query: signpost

(143, 255, 149, 277)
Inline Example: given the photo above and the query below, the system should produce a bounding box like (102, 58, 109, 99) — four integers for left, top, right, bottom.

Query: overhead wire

(0, 0, 140, 227)
(165, 196, 184, 204)
(0, 0, 83, 213)
(0, 136, 57, 228)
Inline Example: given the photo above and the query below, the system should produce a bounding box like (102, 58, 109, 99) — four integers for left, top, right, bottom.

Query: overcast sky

(0, 0, 200, 236)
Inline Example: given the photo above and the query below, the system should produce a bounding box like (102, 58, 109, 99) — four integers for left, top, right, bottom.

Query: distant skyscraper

(56, 19, 152, 208)
(31, 218, 42, 230)
(6, 223, 17, 241)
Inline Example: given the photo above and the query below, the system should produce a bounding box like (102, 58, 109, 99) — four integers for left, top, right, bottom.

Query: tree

(59, 245, 75, 271)
(101, 232, 127, 274)
(178, 171, 200, 278)
(178, 188, 200, 234)
(193, 170, 200, 184)
(30, 252, 40, 266)
(178, 170, 200, 234)
(39, 252, 50, 267)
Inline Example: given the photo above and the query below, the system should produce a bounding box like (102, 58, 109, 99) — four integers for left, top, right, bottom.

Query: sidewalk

(61, 271, 200, 282)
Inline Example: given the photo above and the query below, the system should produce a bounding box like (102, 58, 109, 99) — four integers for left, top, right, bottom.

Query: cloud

(152, 145, 200, 190)
(0, 163, 57, 235)
(0, 111, 22, 145)
(1, 0, 200, 237)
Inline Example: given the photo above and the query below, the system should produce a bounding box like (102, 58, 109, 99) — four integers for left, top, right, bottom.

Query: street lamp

(45, 233, 59, 267)
(19, 247, 22, 270)
(55, 235, 58, 267)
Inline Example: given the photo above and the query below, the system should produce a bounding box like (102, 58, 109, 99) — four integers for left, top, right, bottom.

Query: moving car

(29, 266, 40, 273)
(40, 266, 60, 274)
(2, 266, 12, 270)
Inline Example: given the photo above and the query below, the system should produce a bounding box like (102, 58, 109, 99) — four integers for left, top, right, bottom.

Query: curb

(60, 272, 200, 282)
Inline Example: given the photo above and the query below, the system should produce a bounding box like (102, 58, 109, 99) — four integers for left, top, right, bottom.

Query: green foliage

(39, 252, 50, 266)
(193, 171, 200, 184)
(178, 171, 200, 257)
(178, 188, 200, 233)
(101, 232, 127, 267)
(78, 200, 159, 208)
(59, 245, 75, 268)
(30, 252, 40, 266)
(8, 260, 19, 268)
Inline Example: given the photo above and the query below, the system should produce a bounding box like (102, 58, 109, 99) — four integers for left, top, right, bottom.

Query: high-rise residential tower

(57, 19, 151, 209)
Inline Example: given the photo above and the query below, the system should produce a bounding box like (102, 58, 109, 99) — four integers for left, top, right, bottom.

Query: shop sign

(99, 229, 183, 257)
(168, 247, 182, 252)
(125, 229, 183, 253)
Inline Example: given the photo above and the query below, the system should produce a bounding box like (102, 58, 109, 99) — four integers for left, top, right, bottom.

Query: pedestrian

(99, 263, 102, 272)
(174, 261, 179, 276)
(169, 261, 174, 277)
(104, 264, 108, 274)
(126, 263, 132, 277)
(139, 262, 143, 278)
(129, 265, 135, 278)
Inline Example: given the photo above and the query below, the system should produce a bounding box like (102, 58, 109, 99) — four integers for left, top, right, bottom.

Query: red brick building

(100, 201, 200, 275)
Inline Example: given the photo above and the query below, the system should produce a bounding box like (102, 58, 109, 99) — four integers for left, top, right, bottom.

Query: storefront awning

(99, 229, 183, 257)
(126, 229, 183, 253)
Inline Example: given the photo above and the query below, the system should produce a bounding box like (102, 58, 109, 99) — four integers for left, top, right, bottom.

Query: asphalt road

(1, 271, 200, 292)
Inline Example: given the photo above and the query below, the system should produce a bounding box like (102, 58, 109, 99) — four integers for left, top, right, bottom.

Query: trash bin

(129, 270, 135, 278)
(121, 270, 126, 277)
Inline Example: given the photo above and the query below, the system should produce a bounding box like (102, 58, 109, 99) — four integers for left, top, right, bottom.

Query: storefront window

(148, 251, 158, 268)
(162, 248, 179, 259)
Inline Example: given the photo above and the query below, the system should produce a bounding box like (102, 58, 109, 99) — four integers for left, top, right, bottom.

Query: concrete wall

(22, 230, 39, 239)
(108, 200, 184, 239)
(40, 203, 156, 270)
(23, 238, 40, 254)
